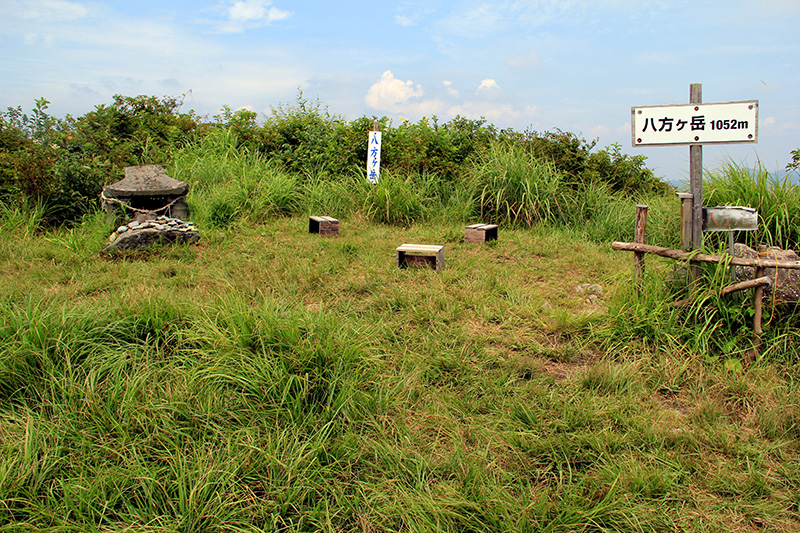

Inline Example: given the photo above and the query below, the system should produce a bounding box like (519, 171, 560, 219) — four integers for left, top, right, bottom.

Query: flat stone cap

(103, 165, 189, 197)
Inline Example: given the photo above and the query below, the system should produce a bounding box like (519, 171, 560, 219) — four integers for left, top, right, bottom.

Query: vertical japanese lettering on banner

(367, 131, 382, 184)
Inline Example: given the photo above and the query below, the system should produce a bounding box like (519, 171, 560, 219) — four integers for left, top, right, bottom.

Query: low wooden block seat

(309, 216, 339, 237)
(396, 244, 445, 271)
(465, 223, 498, 243)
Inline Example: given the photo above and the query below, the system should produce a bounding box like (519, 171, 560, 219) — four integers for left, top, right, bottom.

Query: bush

(74, 94, 203, 181)
(507, 129, 668, 194)
(0, 99, 105, 223)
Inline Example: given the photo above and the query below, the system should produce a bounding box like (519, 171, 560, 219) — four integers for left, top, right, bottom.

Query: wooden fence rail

(612, 241, 800, 271)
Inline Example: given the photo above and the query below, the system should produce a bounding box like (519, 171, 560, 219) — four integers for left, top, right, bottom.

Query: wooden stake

(753, 245, 767, 353)
(634, 205, 648, 281)
(676, 193, 693, 250)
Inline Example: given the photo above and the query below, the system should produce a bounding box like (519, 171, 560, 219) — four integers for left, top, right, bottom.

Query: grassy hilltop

(1, 95, 800, 531)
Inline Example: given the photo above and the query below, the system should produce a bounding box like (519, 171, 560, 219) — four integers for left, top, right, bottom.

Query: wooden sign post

(632, 84, 759, 279)
(689, 84, 703, 279)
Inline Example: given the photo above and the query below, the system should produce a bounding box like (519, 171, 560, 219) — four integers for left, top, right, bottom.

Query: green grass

(1, 205, 799, 532)
(704, 160, 800, 249)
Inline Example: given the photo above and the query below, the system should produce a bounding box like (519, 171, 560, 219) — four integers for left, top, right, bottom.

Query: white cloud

(476, 79, 502, 99)
(590, 125, 611, 138)
(442, 1, 594, 38)
(762, 116, 776, 127)
(365, 70, 424, 112)
(19, 0, 89, 22)
(219, 0, 292, 33)
(447, 101, 522, 123)
(406, 99, 447, 118)
(443, 80, 459, 98)
(477, 79, 500, 93)
(394, 4, 431, 28)
(395, 14, 415, 27)
(616, 123, 632, 136)
(771, 120, 800, 132)
(444, 3, 504, 37)
(0, 0, 307, 118)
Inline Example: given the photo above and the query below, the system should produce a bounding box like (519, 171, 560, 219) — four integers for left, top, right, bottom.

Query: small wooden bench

(465, 223, 498, 243)
(396, 244, 445, 271)
(309, 216, 339, 237)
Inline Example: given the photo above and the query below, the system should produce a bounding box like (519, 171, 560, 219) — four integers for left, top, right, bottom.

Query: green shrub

(73, 94, 203, 179)
(506, 129, 668, 194)
(257, 91, 344, 175)
(2, 93, 673, 229)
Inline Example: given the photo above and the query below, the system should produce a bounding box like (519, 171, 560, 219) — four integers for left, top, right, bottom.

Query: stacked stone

(104, 215, 200, 252)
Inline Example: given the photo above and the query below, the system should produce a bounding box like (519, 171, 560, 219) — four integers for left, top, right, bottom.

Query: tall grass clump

(573, 190, 680, 246)
(467, 141, 565, 226)
(704, 160, 800, 249)
(172, 128, 301, 227)
(299, 168, 361, 218)
(188, 295, 380, 426)
(0, 199, 48, 241)
(358, 170, 435, 226)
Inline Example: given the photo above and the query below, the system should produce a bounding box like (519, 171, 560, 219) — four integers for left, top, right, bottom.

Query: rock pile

(575, 283, 603, 304)
(103, 215, 200, 253)
(735, 244, 800, 305)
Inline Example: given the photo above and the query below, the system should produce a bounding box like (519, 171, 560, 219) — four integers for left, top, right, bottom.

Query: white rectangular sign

(367, 131, 381, 184)
(631, 100, 758, 146)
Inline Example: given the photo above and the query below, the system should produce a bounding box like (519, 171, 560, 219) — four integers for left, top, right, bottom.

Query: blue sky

(2, 0, 798, 183)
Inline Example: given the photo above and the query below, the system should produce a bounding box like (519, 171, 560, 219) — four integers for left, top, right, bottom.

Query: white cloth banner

(367, 131, 381, 184)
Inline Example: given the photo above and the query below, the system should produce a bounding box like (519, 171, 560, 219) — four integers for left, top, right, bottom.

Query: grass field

(1, 211, 799, 532)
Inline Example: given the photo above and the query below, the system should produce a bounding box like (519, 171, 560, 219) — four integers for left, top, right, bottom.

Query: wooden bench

(309, 216, 339, 237)
(465, 223, 498, 243)
(396, 244, 445, 271)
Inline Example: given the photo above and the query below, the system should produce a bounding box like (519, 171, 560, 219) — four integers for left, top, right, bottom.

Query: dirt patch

(537, 358, 584, 381)
(655, 390, 690, 416)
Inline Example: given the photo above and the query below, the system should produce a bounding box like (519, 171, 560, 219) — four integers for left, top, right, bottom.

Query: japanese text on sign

(367, 131, 381, 184)
(631, 101, 758, 146)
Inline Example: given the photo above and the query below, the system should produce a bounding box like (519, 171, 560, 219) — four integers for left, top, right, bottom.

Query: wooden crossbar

(612, 241, 800, 270)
